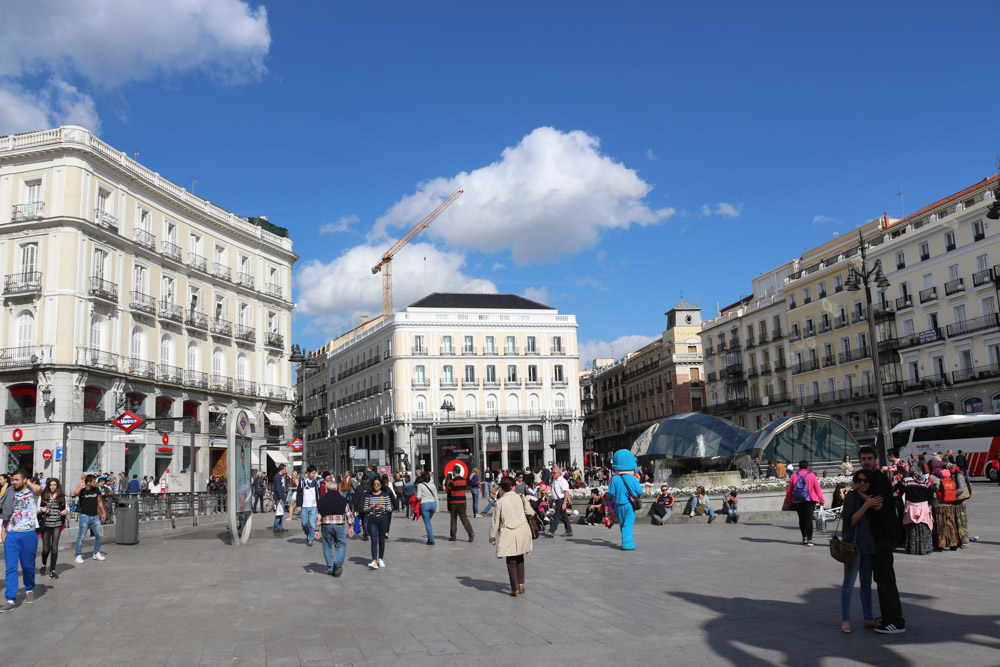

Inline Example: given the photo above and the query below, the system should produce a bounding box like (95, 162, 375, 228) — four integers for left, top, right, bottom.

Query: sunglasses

(856, 478, 870, 483)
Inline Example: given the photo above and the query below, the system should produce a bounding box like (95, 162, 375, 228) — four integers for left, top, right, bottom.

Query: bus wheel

(987, 467, 998, 483)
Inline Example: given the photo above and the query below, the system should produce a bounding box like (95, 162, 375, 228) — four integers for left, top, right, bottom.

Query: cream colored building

(702, 172, 1000, 443)
(302, 293, 583, 475)
(0, 126, 296, 486)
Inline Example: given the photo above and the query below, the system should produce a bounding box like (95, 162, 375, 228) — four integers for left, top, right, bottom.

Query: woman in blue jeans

(839, 470, 881, 633)
(415, 472, 438, 545)
(364, 478, 393, 569)
(469, 468, 481, 516)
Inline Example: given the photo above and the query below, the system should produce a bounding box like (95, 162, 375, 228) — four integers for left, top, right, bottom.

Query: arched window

(130, 326, 145, 360)
(554, 392, 566, 410)
(485, 425, 501, 445)
(864, 409, 878, 429)
(415, 395, 426, 414)
(847, 412, 860, 431)
(911, 404, 929, 419)
(507, 425, 522, 444)
(236, 353, 248, 380)
(266, 360, 276, 386)
(125, 391, 146, 415)
(938, 401, 955, 416)
(155, 396, 173, 421)
(507, 393, 519, 413)
(187, 341, 199, 371)
(527, 425, 543, 444)
(160, 334, 173, 366)
(528, 393, 540, 414)
(16, 310, 34, 348)
(993, 394, 1000, 414)
(889, 409, 903, 428)
(90, 314, 103, 350)
(486, 394, 498, 415)
(442, 394, 455, 408)
(83, 386, 104, 421)
(212, 347, 224, 377)
(553, 424, 569, 443)
(962, 397, 983, 414)
(7, 383, 37, 424)
(464, 393, 476, 415)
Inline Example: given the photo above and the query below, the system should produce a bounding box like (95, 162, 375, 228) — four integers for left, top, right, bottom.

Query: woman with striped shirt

(364, 478, 393, 569)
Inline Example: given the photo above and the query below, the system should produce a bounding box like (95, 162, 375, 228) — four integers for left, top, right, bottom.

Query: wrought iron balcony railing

(13, 202, 45, 221)
(185, 370, 208, 389)
(265, 283, 283, 299)
(265, 332, 284, 348)
(213, 263, 232, 281)
(94, 207, 118, 230)
(162, 241, 182, 262)
(134, 228, 155, 250)
(234, 379, 257, 395)
(235, 325, 255, 343)
(129, 291, 156, 315)
(210, 374, 233, 392)
(158, 364, 184, 383)
(185, 309, 208, 330)
(159, 301, 184, 323)
(126, 357, 156, 379)
(237, 272, 254, 289)
(211, 317, 232, 336)
(88, 276, 118, 302)
(188, 252, 208, 273)
(4, 272, 42, 296)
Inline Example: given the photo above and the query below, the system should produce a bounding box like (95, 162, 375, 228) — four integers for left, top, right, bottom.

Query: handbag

(829, 513, 859, 564)
(629, 494, 642, 512)
(347, 510, 356, 538)
(353, 513, 362, 536)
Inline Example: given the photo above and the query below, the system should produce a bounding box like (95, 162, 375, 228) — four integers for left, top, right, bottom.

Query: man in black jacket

(859, 445, 905, 634)
(955, 450, 969, 476)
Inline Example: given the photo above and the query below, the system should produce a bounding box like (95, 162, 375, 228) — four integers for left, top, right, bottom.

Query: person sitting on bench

(584, 488, 605, 525)
(651, 486, 674, 525)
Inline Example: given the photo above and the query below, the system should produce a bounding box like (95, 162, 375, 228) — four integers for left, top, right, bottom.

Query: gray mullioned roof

(407, 293, 553, 310)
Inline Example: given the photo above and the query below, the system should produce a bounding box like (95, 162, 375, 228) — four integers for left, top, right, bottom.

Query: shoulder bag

(829, 510, 859, 564)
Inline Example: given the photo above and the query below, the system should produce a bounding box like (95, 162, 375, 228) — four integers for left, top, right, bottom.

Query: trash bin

(116, 497, 140, 545)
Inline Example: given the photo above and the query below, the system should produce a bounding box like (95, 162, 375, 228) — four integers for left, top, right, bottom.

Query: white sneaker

(377, 559, 386, 568)
(93, 552, 106, 561)
(74, 555, 84, 564)
(367, 560, 379, 570)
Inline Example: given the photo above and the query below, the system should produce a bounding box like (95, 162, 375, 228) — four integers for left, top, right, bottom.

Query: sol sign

(112, 411, 144, 433)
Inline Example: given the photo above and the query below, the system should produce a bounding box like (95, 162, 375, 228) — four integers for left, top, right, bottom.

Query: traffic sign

(55, 444, 62, 461)
(42, 449, 52, 462)
(112, 411, 144, 433)
(288, 438, 303, 452)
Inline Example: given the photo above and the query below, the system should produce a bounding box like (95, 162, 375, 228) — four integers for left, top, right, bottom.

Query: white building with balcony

(302, 293, 584, 476)
(0, 126, 297, 485)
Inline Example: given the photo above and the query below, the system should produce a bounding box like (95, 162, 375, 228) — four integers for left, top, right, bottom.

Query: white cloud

(579, 334, 658, 366)
(372, 127, 675, 265)
(596, 249, 607, 264)
(491, 262, 506, 271)
(521, 286, 550, 304)
(645, 148, 659, 161)
(295, 242, 496, 318)
(0, 0, 270, 133)
(319, 214, 359, 234)
(575, 278, 602, 288)
(699, 202, 742, 218)
(812, 215, 840, 225)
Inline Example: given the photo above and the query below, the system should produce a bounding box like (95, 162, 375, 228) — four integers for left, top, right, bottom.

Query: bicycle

(261, 494, 275, 513)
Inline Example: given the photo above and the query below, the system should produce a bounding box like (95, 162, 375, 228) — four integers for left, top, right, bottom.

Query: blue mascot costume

(607, 449, 644, 550)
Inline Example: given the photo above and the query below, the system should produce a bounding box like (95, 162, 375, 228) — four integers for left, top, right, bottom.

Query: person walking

(416, 472, 438, 545)
(297, 466, 320, 546)
(784, 460, 824, 546)
(252, 472, 266, 513)
(607, 449, 644, 551)
(0, 469, 42, 611)
(38, 478, 68, 579)
(286, 470, 299, 519)
(73, 474, 106, 563)
(469, 468, 481, 517)
(544, 467, 574, 537)
(489, 475, 532, 597)
(402, 474, 415, 518)
(859, 445, 905, 634)
(839, 470, 879, 633)
(315, 476, 352, 577)
(364, 477, 392, 569)
(272, 464, 287, 533)
(446, 469, 474, 542)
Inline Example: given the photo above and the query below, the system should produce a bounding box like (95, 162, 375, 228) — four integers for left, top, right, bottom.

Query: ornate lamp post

(289, 344, 319, 471)
(844, 230, 892, 464)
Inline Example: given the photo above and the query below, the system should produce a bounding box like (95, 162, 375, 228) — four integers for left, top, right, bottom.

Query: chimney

(360, 315, 369, 324)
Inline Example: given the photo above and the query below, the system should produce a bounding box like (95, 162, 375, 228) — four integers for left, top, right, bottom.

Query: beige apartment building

(592, 300, 705, 456)
(0, 126, 296, 486)
(301, 293, 583, 476)
(702, 172, 1000, 443)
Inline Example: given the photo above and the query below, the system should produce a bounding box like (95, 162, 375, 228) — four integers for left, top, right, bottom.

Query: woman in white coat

(489, 475, 533, 597)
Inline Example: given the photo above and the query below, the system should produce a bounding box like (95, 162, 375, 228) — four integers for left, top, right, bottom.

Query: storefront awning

(251, 450, 260, 467)
(244, 411, 257, 424)
(266, 449, 289, 465)
(264, 412, 287, 426)
(208, 404, 226, 413)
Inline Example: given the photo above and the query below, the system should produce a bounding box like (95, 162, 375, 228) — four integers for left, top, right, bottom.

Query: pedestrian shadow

(739, 537, 799, 545)
(392, 537, 426, 544)
(455, 576, 509, 594)
(671, 587, 1000, 666)
(741, 522, 800, 531)
(565, 536, 619, 549)
(348, 556, 370, 566)
(302, 563, 327, 575)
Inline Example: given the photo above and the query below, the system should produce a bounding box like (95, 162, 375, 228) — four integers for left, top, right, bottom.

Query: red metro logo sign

(112, 411, 144, 433)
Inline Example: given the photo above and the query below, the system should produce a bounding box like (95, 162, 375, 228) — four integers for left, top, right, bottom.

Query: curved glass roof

(632, 412, 752, 459)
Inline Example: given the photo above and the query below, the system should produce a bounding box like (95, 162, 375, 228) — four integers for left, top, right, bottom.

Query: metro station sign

(288, 438, 303, 452)
(112, 411, 144, 433)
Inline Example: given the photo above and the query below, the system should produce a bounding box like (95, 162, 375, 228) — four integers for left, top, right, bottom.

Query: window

(486, 365, 496, 383)
(947, 264, 960, 281)
(834, 275, 844, 293)
(212, 348, 224, 376)
(236, 353, 248, 380)
(92, 247, 108, 279)
(189, 232, 201, 254)
(505, 335, 516, 353)
(442, 365, 454, 382)
(553, 423, 569, 442)
(26, 179, 41, 203)
(413, 365, 426, 383)
(911, 405, 928, 419)
(215, 245, 226, 266)
(526, 336, 537, 353)
(552, 336, 563, 352)
(16, 310, 35, 348)
(133, 265, 147, 293)
(506, 364, 518, 382)
(944, 230, 956, 251)
(486, 394, 498, 415)
(441, 335, 453, 353)
(160, 335, 173, 365)
(802, 287, 811, 304)
(463, 335, 473, 352)
(464, 365, 476, 382)
(90, 314, 103, 350)
(239, 303, 252, 326)
(186, 341, 200, 371)
(266, 360, 276, 386)
(788, 295, 797, 309)
(97, 188, 111, 214)
(413, 335, 425, 353)
(973, 219, 986, 242)
(818, 282, 827, 298)
(963, 397, 984, 414)
(938, 401, 955, 416)
(130, 326, 145, 360)
(553, 365, 565, 382)
(528, 425, 543, 444)
(138, 208, 151, 233)
(953, 304, 967, 324)
(19, 243, 38, 275)
(484, 336, 496, 354)
(240, 254, 251, 275)
(919, 242, 930, 261)
(267, 312, 277, 333)
(165, 221, 177, 244)
(895, 251, 905, 270)
(555, 393, 566, 410)
(527, 365, 538, 382)
(189, 286, 201, 312)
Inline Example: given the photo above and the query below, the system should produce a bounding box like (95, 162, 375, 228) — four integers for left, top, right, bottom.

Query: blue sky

(3, 1, 1000, 364)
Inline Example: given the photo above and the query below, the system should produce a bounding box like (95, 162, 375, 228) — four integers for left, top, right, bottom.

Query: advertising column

(229, 409, 253, 545)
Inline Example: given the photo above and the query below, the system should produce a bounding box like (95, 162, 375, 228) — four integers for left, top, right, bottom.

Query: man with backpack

(783, 460, 823, 546)
(859, 445, 905, 634)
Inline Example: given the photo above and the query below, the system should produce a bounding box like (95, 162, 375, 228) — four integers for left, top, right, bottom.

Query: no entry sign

(42, 449, 52, 462)
(112, 411, 144, 433)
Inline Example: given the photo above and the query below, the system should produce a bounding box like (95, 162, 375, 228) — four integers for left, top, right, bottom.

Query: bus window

(892, 430, 911, 450)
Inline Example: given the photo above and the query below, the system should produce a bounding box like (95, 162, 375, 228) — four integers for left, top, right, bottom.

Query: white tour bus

(891, 414, 1000, 481)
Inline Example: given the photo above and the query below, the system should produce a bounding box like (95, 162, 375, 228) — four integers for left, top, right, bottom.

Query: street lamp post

(845, 229, 893, 464)
(289, 344, 319, 472)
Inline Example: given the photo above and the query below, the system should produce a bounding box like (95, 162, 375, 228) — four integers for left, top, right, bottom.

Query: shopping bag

(275, 501, 284, 517)
(353, 514, 362, 536)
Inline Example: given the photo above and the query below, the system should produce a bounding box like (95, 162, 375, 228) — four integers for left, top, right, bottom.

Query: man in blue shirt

(272, 464, 287, 533)
(127, 475, 141, 496)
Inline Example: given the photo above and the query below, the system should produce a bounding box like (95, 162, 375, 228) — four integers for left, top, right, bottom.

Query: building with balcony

(591, 300, 705, 457)
(0, 126, 296, 482)
(300, 293, 583, 476)
(701, 170, 1000, 444)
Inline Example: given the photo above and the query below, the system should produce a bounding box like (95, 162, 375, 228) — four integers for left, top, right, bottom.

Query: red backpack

(936, 478, 956, 503)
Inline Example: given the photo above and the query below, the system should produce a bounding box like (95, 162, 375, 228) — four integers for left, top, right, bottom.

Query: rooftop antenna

(424, 256, 427, 292)
(191, 177, 198, 193)
(894, 185, 904, 218)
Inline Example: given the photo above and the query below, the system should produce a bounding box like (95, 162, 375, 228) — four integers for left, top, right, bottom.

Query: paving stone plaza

(1, 485, 998, 666)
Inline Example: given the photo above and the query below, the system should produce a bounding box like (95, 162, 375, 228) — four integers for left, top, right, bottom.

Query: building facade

(592, 300, 705, 456)
(702, 172, 1000, 441)
(303, 293, 583, 476)
(0, 126, 296, 486)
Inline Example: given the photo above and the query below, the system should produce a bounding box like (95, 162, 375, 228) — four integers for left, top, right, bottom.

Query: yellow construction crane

(372, 186, 464, 317)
